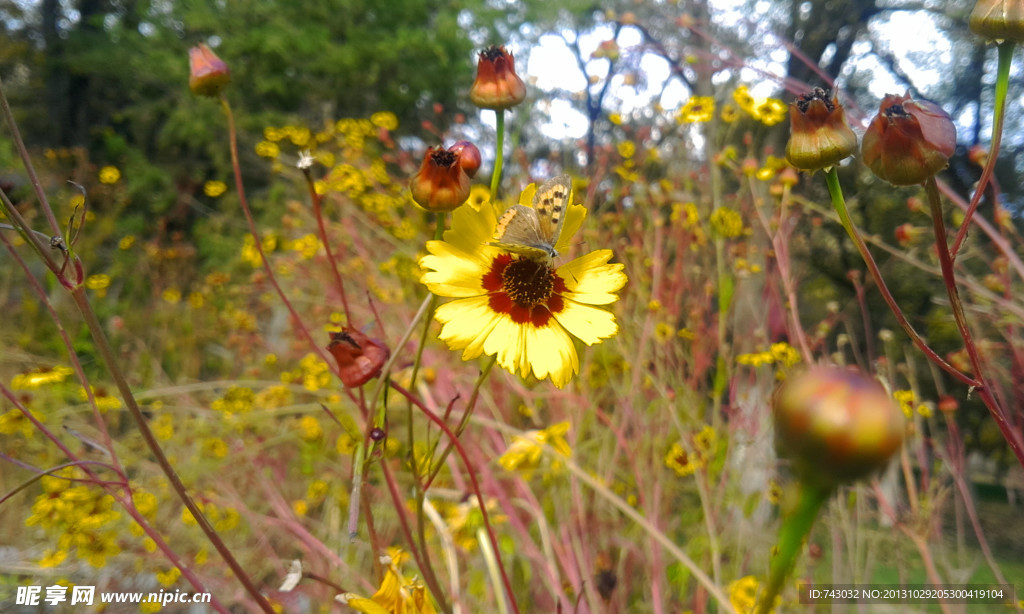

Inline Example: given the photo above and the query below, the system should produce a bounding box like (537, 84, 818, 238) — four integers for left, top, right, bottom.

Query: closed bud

(410, 145, 472, 212)
(861, 93, 956, 186)
(448, 140, 482, 178)
(969, 0, 1024, 42)
(469, 46, 527, 110)
(785, 88, 858, 171)
(188, 43, 230, 97)
(773, 366, 904, 490)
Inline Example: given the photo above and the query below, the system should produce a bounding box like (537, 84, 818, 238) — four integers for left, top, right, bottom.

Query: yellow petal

(435, 298, 502, 360)
(554, 301, 619, 345)
(559, 250, 627, 305)
(524, 323, 578, 387)
(419, 241, 490, 298)
(335, 593, 391, 614)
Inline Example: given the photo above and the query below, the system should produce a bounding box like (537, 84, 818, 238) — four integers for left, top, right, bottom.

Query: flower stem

(823, 168, 974, 387)
(924, 177, 1024, 469)
(757, 483, 831, 614)
(952, 41, 1014, 258)
(490, 110, 506, 202)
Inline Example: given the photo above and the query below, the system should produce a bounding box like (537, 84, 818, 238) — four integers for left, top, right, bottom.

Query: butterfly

(490, 174, 572, 261)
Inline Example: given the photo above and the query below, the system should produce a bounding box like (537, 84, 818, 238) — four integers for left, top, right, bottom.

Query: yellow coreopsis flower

(498, 421, 572, 476)
(419, 179, 627, 388)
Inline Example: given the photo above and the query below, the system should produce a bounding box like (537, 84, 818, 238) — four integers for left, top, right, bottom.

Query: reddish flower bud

(327, 328, 389, 388)
(861, 93, 956, 186)
(448, 140, 482, 178)
(410, 145, 471, 212)
(785, 88, 858, 171)
(188, 43, 231, 97)
(894, 223, 924, 247)
(970, 0, 1024, 42)
(773, 366, 904, 490)
(469, 46, 527, 110)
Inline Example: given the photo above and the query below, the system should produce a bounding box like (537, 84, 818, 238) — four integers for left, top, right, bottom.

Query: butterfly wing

(490, 205, 550, 260)
(532, 174, 571, 249)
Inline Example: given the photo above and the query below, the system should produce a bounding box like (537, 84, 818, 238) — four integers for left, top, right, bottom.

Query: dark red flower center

(796, 87, 835, 113)
(482, 254, 567, 327)
(480, 45, 509, 62)
(429, 148, 459, 169)
(884, 104, 909, 119)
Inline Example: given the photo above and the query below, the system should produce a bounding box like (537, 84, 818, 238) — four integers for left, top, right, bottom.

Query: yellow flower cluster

(240, 233, 278, 267)
(280, 354, 332, 392)
(736, 342, 801, 368)
(893, 389, 932, 418)
(27, 473, 122, 568)
(180, 499, 240, 532)
(665, 424, 718, 477)
(211, 386, 256, 417)
(733, 85, 787, 126)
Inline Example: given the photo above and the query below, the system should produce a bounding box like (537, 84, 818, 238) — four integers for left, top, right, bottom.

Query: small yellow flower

(617, 141, 636, 159)
(709, 207, 744, 238)
(370, 111, 399, 131)
(608, 112, 623, 125)
(204, 180, 228, 197)
(677, 96, 715, 123)
(293, 499, 309, 516)
(98, 166, 121, 184)
(729, 575, 775, 614)
(85, 274, 111, 291)
(255, 141, 280, 158)
(38, 549, 67, 568)
(156, 567, 181, 587)
(720, 104, 740, 123)
(299, 415, 323, 442)
(733, 85, 756, 115)
(118, 235, 135, 250)
(162, 288, 182, 304)
(756, 98, 787, 126)
(893, 389, 916, 418)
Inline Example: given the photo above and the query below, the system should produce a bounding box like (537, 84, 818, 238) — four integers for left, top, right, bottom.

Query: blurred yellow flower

(255, 141, 280, 158)
(370, 111, 399, 131)
(498, 421, 572, 477)
(677, 96, 715, 123)
(709, 207, 744, 238)
(204, 180, 228, 197)
(98, 166, 121, 184)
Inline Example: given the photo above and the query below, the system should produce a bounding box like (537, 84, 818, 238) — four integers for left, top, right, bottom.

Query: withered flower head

(188, 43, 231, 97)
(970, 0, 1024, 42)
(861, 93, 956, 186)
(469, 46, 527, 110)
(785, 88, 858, 171)
(409, 144, 475, 212)
(327, 328, 389, 388)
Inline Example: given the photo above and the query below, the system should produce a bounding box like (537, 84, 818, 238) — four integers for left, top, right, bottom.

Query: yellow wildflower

(677, 96, 715, 123)
(98, 166, 121, 184)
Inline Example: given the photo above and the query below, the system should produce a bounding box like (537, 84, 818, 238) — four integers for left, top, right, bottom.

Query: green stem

(952, 41, 1014, 258)
(490, 110, 505, 202)
(823, 168, 975, 387)
(757, 483, 831, 614)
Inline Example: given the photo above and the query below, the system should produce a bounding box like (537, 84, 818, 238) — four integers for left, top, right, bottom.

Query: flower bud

(969, 0, 1024, 42)
(410, 145, 472, 212)
(785, 88, 858, 171)
(448, 140, 482, 178)
(861, 93, 956, 186)
(327, 329, 389, 388)
(188, 43, 231, 97)
(773, 366, 904, 490)
(469, 46, 527, 110)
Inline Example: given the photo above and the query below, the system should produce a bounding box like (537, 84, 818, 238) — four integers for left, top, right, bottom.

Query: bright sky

(521, 6, 951, 138)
